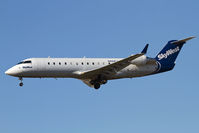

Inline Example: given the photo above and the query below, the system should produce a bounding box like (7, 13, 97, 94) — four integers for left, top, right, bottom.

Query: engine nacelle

(130, 55, 147, 65)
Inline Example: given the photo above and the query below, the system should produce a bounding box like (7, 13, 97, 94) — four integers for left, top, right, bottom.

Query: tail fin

(155, 37, 195, 73)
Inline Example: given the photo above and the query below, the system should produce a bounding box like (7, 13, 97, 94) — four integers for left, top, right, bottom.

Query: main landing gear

(94, 83, 100, 90)
(19, 77, 23, 87)
(90, 79, 107, 90)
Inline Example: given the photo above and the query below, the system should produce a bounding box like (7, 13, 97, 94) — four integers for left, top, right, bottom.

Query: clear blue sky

(0, 0, 199, 133)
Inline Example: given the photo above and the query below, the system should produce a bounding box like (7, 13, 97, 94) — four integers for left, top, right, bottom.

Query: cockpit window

(24, 61, 32, 63)
(17, 62, 23, 64)
(18, 60, 32, 64)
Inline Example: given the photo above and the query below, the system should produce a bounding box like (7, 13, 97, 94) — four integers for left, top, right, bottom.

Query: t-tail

(155, 37, 195, 73)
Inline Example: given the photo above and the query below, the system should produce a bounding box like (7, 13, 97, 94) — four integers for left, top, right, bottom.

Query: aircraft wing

(79, 53, 144, 80)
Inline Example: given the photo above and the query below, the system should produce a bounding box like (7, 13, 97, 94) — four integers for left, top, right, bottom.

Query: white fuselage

(5, 37, 194, 88)
(6, 57, 158, 80)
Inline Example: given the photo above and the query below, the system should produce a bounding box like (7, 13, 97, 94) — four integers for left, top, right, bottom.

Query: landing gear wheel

(19, 77, 23, 87)
(94, 83, 100, 90)
(102, 80, 107, 84)
(19, 82, 23, 87)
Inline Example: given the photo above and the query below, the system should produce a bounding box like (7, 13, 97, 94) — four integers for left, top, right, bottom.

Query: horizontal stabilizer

(171, 36, 195, 45)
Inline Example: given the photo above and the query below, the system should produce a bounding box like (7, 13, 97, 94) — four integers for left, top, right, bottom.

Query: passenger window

(59, 62, 61, 65)
(92, 62, 94, 65)
(53, 62, 55, 65)
(76, 62, 78, 65)
(65, 62, 67, 65)
(48, 62, 50, 65)
(87, 62, 89, 65)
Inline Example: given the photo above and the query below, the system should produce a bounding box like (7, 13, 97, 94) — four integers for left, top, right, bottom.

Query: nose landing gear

(19, 82, 23, 86)
(19, 77, 23, 87)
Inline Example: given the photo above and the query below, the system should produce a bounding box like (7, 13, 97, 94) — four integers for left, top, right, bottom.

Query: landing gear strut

(19, 77, 23, 87)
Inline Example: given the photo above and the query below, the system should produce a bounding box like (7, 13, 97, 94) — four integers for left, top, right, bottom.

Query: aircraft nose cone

(5, 67, 19, 76)
(5, 69, 13, 75)
(5, 70, 8, 75)
(5, 69, 12, 75)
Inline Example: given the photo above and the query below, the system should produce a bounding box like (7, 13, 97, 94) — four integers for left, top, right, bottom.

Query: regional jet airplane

(5, 37, 195, 89)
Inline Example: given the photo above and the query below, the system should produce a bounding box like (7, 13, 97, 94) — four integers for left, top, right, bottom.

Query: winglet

(141, 44, 149, 54)
(171, 36, 195, 45)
